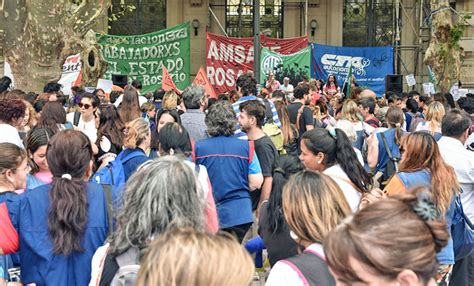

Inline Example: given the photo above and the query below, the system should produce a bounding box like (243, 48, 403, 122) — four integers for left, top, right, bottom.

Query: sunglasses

(78, 103, 92, 109)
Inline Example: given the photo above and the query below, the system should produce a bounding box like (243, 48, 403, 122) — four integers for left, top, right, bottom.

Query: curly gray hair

(182, 84, 205, 110)
(109, 156, 205, 255)
(205, 100, 237, 137)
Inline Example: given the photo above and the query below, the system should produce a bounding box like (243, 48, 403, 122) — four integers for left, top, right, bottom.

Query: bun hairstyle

(124, 118, 150, 149)
(324, 187, 449, 284)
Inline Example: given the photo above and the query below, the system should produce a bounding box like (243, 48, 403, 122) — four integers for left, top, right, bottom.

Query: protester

(0, 143, 28, 283)
(323, 74, 340, 100)
(367, 106, 405, 185)
(259, 155, 303, 266)
(325, 189, 449, 286)
(136, 228, 254, 286)
(66, 92, 99, 143)
(438, 109, 474, 285)
(239, 100, 278, 211)
(93, 88, 107, 104)
(17, 100, 36, 139)
(287, 84, 314, 146)
(358, 96, 380, 128)
(340, 99, 365, 150)
(335, 120, 365, 166)
(36, 101, 73, 134)
(300, 128, 372, 211)
(232, 74, 281, 138)
(150, 108, 181, 158)
(384, 132, 458, 284)
(266, 171, 350, 285)
(140, 102, 156, 132)
(180, 84, 209, 141)
(279, 77, 294, 99)
(162, 90, 179, 110)
(0, 76, 12, 95)
(25, 128, 54, 189)
(118, 86, 141, 123)
(0, 98, 26, 148)
(3, 130, 111, 285)
(121, 118, 151, 181)
(194, 101, 263, 242)
(94, 104, 124, 170)
(405, 98, 423, 132)
(96, 157, 205, 285)
(275, 101, 298, 155)
(157, 122, 218, 233)
(266, 72, 281, 93)
(416, 101, 445, 140)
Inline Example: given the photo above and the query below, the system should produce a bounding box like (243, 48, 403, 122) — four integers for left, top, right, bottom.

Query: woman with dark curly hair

(0, 97, 26, 147)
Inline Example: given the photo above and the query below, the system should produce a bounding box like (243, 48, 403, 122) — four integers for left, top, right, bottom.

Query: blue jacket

(194, 136, 260, 228)
(398, 170, 455, 265)
(7, 183, 111, 286)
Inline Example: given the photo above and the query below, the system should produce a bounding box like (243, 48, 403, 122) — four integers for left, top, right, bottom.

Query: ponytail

(46, 130, 92, 255)
(334, 128, 372, 192)
(394, 122, 403, 145)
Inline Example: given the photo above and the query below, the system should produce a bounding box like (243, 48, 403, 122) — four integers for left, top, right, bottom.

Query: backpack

(262, 99, 285, 154)
(379, 132, 400, 187)
(409, 114, 425, 132)
(91, 150, 144, 198)
(110, 247, 140, 286)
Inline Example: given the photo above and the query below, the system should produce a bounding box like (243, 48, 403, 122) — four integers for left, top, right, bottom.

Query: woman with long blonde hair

(266, 171, 351, 286)
(136, 228, 254, 286)
(384, 131, 459, 284)
(416, 101, 445, 139)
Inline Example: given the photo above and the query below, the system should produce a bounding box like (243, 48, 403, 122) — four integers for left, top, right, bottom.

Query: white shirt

(323, 164, 361, 212)
(438, 136, 474, 221)
(114, 94, 148, 108)
(66, 112, 97, 143)
(279, 83, 294, 95)
(0, 123, 24, 148)
(266, 243, 325, 286)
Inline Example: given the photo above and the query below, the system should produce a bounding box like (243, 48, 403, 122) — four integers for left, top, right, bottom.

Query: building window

(226, 0, 283, 38)
(343, 0, 395, 47)
(109, 0, 166, 35)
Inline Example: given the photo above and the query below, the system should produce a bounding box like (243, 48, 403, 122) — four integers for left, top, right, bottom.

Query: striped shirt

(232, 95, 281, 139)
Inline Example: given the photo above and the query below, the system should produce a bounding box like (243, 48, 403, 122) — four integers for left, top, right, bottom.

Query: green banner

(260, 46, 311, 85)
(97, 23, 191, 93)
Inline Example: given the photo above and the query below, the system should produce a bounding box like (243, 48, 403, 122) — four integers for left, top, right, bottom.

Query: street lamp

(192, 19, 200, 36)
(310, 19, 318, 37)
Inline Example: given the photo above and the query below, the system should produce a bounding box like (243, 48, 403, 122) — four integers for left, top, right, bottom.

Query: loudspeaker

(112, 74, 128, 88)
(385, 75, 403, 94)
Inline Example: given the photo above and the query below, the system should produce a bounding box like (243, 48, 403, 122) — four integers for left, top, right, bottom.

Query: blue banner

(311, 44, 394, 97)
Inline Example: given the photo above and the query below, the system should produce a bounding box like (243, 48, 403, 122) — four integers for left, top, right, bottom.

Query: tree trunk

(424, 0, 463, 92)
(1, 0, 110, 93)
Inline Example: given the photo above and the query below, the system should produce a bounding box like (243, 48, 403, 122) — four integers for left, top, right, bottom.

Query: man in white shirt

(66, 93, 98, 143)
(438, 109, 474, 221)
(279, 77, 294, 99)
(437, 109, 474, 286)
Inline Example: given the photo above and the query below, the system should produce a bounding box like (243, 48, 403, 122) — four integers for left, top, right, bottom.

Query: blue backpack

(91, 150, 143, 202)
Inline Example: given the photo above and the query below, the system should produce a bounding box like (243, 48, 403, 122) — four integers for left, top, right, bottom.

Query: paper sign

(97, 79, 114, 93)
(405, 74, 416, 87)
(84, 87, 96, 93)
(422, 83, 435, 95)
(458, 88, 469, 98)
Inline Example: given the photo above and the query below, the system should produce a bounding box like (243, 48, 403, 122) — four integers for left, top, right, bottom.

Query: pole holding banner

(253, 0, 260, 82)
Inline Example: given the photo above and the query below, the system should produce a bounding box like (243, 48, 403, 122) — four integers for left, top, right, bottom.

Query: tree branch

(69, 0, 110, 36)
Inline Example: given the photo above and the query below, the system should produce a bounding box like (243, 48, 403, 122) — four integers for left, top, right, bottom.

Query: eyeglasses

(78, 103, 92, 109)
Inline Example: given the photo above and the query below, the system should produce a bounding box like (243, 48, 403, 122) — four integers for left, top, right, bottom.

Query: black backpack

(379, 132, 400, 187)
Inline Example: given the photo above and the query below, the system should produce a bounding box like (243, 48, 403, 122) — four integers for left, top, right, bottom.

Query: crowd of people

(0, 71, 473, 286)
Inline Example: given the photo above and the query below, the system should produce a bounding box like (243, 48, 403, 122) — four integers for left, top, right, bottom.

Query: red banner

(206, 33, 308, 95)
(193, 66, 217, 99)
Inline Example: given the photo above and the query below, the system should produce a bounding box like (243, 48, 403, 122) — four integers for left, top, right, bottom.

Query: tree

(1, 0, 111, 93)
(424, 0, 469, 92)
